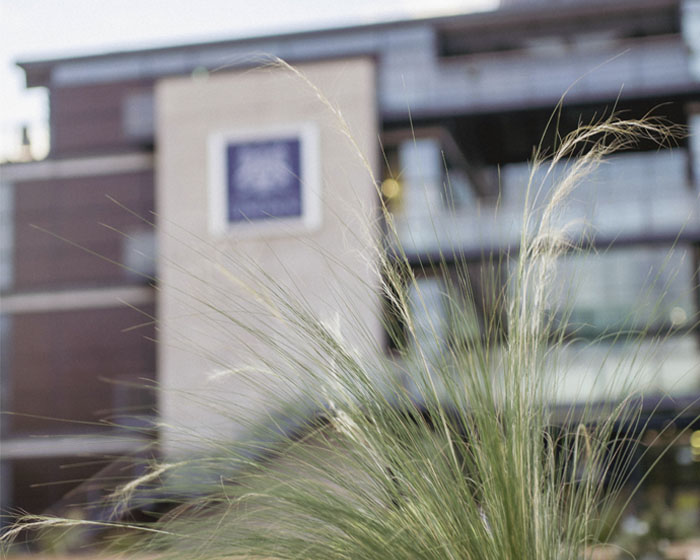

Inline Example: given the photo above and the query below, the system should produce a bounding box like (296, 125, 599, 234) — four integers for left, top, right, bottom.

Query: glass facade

(548, 245, 698, 339)
(384, 130, 699, 401)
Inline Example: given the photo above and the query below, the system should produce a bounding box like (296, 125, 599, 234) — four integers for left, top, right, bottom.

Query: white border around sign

(207, 122, 321, 238)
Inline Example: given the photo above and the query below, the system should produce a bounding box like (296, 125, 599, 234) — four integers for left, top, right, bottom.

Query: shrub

(0, 68, 692, 559)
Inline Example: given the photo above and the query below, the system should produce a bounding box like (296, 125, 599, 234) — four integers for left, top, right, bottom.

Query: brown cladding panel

(8, 457, 106, 517)
(50, 80, 154, 156)
(53, 110, 127, 155)
(52, 80, 152, 115)
(7, 305, 156, 435)
(13, 170, 154, 290)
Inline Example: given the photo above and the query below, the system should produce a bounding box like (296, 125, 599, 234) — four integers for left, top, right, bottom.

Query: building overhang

(17, 0, 679, 89)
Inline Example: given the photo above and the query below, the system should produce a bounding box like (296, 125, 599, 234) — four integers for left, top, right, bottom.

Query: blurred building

(1, 0, 700, 525)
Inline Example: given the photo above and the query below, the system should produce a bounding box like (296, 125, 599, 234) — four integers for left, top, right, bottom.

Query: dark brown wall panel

(53, 111, 127, 155)
(7, 305, 156, 435)
(8, 456, 109, 517)
(50, 79, 154, 156)
(13, 170, 154, 290)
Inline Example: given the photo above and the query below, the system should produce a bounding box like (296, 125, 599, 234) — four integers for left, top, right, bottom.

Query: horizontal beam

(0, 432, 152, 459)
(1, 153, 153, 182)
(1, 285, 154, 314)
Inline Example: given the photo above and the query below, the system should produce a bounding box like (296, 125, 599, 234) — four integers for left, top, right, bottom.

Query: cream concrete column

(155, 58, 380, 457)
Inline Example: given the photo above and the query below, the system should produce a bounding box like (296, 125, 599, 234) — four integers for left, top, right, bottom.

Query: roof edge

(17, 0, 678, 89)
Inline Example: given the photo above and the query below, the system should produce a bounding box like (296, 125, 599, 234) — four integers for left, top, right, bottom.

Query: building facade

(1, 0, 700, 523)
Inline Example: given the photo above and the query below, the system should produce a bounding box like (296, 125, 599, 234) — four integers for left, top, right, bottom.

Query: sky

(0, 0, 498, 162)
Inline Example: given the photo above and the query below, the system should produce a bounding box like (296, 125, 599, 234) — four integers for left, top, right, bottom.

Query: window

(545, 245, 698, 340)
(122, 91, 154, 141)
(0, 181, 13, 291)
(386, 258, 506, 355)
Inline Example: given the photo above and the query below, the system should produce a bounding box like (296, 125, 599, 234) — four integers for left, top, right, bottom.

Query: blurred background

(1, 0, 700, 557)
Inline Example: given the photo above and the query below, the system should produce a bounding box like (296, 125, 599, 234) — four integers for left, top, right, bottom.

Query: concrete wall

(156, 58, 380, 456)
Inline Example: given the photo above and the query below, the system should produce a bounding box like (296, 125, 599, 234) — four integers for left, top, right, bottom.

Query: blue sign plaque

(226, 137, 302, 222)
(209, 124, 320, 235)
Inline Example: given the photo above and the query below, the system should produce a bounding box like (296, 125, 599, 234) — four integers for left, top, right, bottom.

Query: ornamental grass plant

(0, 65, 695, 559)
